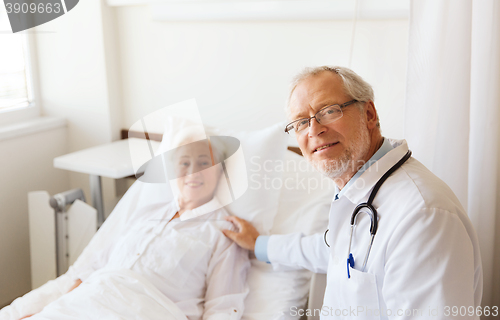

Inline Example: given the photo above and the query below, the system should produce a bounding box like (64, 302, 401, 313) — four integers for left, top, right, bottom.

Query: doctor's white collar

(334, 138, 409, 204)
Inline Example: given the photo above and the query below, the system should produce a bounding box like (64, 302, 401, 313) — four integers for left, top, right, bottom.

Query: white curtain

(405, 0, 500, 312)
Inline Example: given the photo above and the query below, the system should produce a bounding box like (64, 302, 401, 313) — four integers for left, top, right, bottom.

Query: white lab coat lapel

(342, 139, 409, 205)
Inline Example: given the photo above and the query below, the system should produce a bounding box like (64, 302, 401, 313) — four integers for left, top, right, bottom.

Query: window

(0, 5, 37, 122)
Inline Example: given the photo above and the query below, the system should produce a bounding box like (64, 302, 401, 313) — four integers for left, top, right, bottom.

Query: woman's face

(175, 141, 222, 206)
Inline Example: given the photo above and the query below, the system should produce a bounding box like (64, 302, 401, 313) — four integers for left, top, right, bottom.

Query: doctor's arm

(223, 216, 329, 274)
(265, 232, 329, 273)
(382, 208, 480, 319)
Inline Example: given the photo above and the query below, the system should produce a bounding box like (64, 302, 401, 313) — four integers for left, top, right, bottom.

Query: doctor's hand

(222, 216, 260, 251)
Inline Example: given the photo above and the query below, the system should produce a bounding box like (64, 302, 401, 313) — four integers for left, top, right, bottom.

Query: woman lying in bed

(2, 132, 250, 320)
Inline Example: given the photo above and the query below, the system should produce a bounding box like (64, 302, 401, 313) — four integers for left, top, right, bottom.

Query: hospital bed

(3, 123, 332, 320)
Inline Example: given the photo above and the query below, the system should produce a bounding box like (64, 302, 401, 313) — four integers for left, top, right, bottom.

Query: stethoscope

(324, 150, 412, 278)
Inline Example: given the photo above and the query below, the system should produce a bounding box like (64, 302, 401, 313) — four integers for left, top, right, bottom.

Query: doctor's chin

(1, 1, 499, 320)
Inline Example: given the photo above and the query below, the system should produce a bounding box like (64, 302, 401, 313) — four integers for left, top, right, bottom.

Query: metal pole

(89, 175, 105, 228)
(50, 188, 86, 276)
(55, 211, 68, 276)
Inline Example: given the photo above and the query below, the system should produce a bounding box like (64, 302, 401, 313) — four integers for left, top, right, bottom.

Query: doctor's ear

(364, 101, 378, 130)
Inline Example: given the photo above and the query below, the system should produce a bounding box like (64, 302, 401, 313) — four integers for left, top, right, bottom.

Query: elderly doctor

(223, 66, 483, 319)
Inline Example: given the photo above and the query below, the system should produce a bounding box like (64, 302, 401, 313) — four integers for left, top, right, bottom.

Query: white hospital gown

(72, 197, 250, 320)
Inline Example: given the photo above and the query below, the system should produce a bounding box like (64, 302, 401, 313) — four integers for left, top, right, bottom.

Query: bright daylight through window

(0, 6, 33, 113)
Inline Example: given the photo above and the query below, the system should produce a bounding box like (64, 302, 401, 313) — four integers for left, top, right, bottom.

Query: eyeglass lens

(291, 105, 343, 133)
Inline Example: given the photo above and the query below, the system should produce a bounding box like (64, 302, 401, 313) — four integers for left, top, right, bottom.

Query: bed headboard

(120, 129, 302, 156)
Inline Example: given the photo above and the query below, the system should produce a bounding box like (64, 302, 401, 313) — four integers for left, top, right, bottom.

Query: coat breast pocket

(325, 260, 381, 320)
(148, 228, 211, 288)
(342, 266, 381, 320)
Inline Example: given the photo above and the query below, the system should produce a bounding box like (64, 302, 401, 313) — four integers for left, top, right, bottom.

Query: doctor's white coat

(267, 139, 482, 320)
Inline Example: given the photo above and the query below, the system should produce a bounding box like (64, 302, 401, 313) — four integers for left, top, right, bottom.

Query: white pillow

(272, 150, 335, 235)
(213, 122, 289, 234)
(243, 150, 335, 319)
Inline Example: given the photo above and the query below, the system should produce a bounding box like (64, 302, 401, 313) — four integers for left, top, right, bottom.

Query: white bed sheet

(28, 268, 189, 320)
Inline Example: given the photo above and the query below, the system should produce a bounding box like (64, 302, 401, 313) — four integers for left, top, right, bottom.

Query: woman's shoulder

(203, 207, 236, 231)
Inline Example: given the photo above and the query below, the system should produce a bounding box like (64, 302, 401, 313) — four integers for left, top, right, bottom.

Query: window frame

(0, 29, 41, 126)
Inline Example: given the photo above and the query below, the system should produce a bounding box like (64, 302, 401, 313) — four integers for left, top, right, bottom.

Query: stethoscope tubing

(324, 150, 413, 274)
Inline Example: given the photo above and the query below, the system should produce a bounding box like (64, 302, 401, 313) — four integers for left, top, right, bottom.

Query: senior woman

(6, 130, 250, 320)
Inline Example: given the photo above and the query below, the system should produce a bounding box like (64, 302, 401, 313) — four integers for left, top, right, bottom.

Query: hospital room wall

(0, 128, 69, 306)
(32, 0, 123, 218)
(114, 6, 409, 140)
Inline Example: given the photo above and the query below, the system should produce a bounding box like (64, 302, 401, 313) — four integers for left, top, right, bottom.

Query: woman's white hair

(172, 126, 227, 163)
(286, 66, 379, 128)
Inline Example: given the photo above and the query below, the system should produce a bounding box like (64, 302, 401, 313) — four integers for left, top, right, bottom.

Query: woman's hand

(222, 216, 260, 251)
(18, 279, 82, 319)
(68, 279, 82, 292)
(19, 279, 82, 320)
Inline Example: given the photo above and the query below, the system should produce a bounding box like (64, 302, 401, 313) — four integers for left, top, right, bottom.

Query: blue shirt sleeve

(254, 235, 271, 263)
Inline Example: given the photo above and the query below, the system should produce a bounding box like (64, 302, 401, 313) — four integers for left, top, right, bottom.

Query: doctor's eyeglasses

(284, 100, 358, 134)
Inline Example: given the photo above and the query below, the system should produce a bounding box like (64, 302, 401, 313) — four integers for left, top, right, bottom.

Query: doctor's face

(174, 141, 222, 207)
(288, 71, 371, 180)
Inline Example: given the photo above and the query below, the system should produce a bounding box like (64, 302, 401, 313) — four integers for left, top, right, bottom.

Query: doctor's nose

(308, 118, 327, 137)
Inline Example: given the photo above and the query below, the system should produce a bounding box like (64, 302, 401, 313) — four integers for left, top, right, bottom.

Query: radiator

(28, 190, 97, 289)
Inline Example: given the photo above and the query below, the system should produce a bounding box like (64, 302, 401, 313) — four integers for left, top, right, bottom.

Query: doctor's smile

(313, 142, 339, 153)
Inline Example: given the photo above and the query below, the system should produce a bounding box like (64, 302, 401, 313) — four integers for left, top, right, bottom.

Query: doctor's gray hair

(286, 66, 379, 128)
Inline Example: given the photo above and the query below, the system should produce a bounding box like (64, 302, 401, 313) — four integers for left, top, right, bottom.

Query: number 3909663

(5, 2, 61, 14)
(444, 306, 498, 317)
